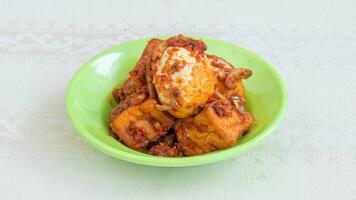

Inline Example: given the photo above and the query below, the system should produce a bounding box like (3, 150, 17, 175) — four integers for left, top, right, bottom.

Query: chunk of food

(109, 39, 164, 122)
(151, 35, 216, 118)
(175, 99, 254, 156)
(149, 143, 182, 157)
(110, 99, 175, 151)
(208, 54, 252, 99)
(148, 133, 182, 157)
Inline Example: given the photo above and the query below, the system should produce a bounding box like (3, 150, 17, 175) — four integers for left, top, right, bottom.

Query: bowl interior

(66, 37, 287, 167)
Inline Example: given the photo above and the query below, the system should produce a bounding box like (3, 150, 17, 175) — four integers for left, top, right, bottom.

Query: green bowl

(66, 36, 287, 167)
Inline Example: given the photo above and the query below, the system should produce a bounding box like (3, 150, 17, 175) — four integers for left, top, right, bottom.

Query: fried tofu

(110, 99, 175, 151)
(175, 100, 254, 156)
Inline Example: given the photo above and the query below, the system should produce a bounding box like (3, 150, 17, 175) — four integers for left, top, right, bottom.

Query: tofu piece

(175, 100, 254, 156)
(110, 99, 175, 151)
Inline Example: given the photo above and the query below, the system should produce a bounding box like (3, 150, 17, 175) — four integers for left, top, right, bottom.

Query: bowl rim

(66, 36, 288, 167)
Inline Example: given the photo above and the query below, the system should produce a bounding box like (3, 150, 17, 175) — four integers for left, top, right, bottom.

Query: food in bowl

(109, 35, 254, 157)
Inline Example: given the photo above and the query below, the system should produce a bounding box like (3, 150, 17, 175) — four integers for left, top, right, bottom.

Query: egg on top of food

(151, 35, 216, 118)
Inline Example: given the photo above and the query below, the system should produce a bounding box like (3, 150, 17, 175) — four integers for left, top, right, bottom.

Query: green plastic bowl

(66, 36, 287, 167)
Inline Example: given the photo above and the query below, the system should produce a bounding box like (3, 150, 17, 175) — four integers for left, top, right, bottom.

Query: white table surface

(1, 0, 356, 199)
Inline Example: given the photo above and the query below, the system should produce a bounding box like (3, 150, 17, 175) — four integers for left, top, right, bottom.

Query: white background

(1, 0, 356, 199)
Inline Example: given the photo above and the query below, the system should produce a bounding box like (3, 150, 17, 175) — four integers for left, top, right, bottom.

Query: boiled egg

(152, 46, 215, 118)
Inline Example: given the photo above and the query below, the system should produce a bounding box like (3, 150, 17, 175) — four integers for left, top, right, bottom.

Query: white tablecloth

(1, 0, 355, 199)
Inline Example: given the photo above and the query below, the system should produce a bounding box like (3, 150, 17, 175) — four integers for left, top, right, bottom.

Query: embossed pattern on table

(1, 7, 356, 200)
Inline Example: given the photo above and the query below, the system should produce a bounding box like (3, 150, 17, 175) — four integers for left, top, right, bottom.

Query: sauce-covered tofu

(110, 99, 175, 151)
(175, 99, 254, 156)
